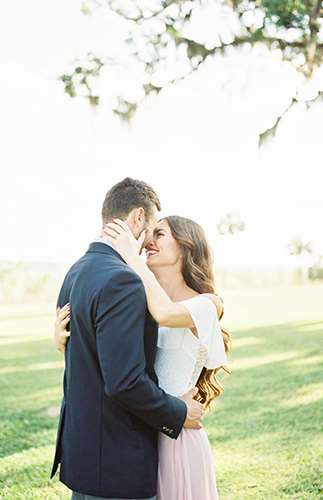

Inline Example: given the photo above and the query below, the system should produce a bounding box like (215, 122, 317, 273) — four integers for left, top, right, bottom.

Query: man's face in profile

(142, 207, 160, 251)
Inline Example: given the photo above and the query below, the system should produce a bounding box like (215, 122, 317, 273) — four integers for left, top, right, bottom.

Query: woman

(55, 215, 231, 500)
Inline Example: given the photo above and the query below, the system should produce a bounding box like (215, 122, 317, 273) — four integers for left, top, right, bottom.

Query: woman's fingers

(59, 309, 69, 321)
(58, 308, 70, 321)
(111, 218, 126, 228)
(112, 218, 131, 233)
(102, 228, 118, 239)
(54, 302, 71, 353)
(104, 222, 124, 235)
(102, 234, 117, 242)
(102, 220, 132, 241)
(102, 229, 119, 240)
(61, 316, 70, 328)
(57, 303, 70, 317)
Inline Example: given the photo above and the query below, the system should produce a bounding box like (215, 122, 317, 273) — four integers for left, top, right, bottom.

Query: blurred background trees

(217, 212, 246, 235)
(287, 235, 323, 283)
(60, 0, 323, 142)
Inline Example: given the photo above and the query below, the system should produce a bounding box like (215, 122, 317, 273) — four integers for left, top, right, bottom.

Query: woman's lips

(146, 249, 159, 258)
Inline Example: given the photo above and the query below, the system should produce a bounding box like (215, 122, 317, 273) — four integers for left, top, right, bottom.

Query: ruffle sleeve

(180, 295, 228, 369)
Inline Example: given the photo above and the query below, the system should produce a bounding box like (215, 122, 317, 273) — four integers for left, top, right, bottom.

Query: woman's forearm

(127, 256, 174, 324)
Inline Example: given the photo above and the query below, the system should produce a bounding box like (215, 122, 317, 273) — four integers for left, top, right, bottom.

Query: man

(51, 177, 204, 500)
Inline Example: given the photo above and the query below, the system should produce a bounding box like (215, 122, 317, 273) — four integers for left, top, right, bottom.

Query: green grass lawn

(0, 285, 322, 499)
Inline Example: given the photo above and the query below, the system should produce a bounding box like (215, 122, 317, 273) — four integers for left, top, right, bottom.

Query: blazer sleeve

(95, 268, 187, 439)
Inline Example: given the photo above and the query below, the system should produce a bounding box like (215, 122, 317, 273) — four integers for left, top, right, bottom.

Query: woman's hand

(101, 218, 146, 263)
(54, 303, 70, 353)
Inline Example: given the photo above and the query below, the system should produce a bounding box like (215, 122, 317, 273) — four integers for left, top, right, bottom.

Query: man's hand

(179, 387, 205, 430)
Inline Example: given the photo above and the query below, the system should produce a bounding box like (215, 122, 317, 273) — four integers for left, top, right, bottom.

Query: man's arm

(95, 268, 187, 439)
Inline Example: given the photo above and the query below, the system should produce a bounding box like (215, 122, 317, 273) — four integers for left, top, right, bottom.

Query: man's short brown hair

(101, 177, 161, 222)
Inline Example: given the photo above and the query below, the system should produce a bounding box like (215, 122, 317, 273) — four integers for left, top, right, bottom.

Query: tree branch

(259, 90, 323, 147)
(306, 0, 322, 74)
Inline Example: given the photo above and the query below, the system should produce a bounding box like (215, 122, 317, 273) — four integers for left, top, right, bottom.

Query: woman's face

(145, 219, 182, 270)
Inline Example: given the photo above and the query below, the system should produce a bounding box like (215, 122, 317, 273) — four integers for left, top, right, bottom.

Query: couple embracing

(51, 177, 230, 500)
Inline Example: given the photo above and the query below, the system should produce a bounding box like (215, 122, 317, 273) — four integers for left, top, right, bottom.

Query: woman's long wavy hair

(163, 215, 231, 410)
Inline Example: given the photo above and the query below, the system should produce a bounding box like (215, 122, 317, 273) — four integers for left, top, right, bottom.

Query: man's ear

(126, 207, 145, 237)
(132, 207, 145, 226)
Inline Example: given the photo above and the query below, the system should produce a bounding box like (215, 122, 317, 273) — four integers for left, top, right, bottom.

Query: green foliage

(58, 0, 323, 140)
(287, 236, 313, 257)
(59, 54, 104, 107)
(308, 256, 323, 280)
(262, 0, 309, 29)
(217, 212, 246, 236)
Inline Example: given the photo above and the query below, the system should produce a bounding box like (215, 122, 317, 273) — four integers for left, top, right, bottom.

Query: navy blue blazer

(51, 242, 187, 498)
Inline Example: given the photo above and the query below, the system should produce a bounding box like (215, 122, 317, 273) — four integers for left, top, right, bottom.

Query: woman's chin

(146, 257, 160, 270)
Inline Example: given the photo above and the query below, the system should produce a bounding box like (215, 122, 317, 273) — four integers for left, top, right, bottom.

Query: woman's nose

(144, 232, 155, 248)
(145, 237, 158, 250)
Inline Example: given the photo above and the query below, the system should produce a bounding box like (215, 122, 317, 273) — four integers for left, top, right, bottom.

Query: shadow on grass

(0, 338, 62, 367)
(234, 319, 323, 333)
(1, 318, 322, 497)
(206, 320, 323, 451)
(231, 320, 323, 352)
(0, 338, 63, 460)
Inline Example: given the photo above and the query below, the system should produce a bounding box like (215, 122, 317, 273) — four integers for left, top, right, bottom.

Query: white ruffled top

(154, 294, 228, 397)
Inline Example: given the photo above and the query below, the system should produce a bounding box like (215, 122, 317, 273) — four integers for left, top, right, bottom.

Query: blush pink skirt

(157, 427, 219, 500)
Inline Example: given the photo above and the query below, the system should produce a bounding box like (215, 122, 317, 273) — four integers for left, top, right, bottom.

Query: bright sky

(0, 0, 322, 268)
